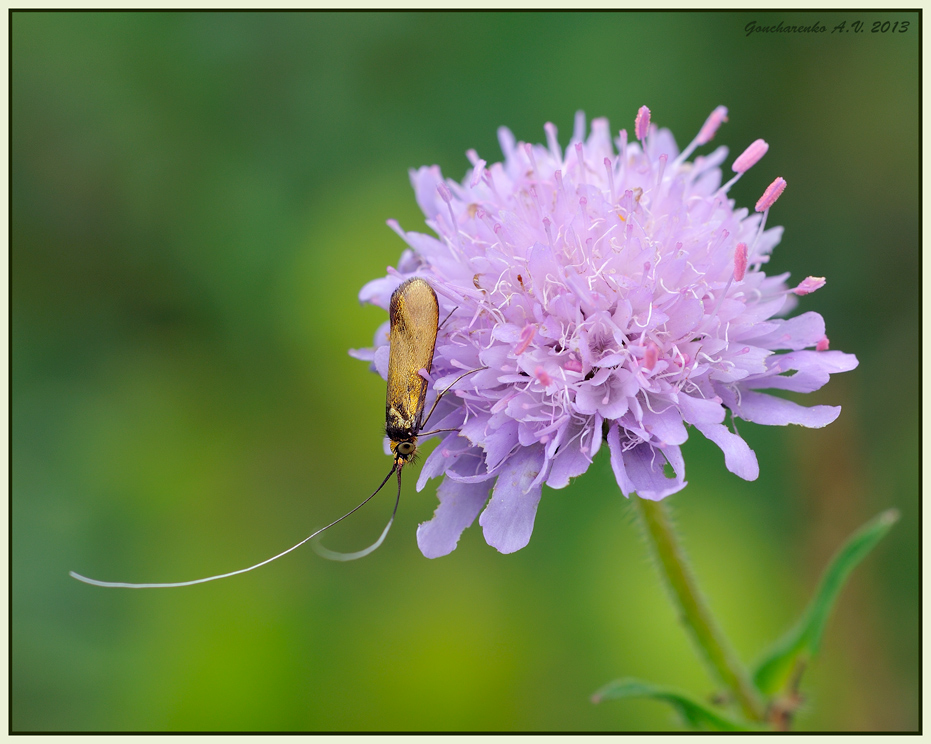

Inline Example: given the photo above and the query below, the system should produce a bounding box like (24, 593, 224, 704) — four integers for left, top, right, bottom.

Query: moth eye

(397, 441, 416, 457)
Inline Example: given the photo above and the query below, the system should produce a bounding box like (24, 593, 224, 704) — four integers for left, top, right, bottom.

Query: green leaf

(591, 677, 756, 731)
(752, 508, 899, 696)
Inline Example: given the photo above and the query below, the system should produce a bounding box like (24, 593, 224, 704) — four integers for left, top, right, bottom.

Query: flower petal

(747, 350, 859, 393)
(409, 165, 445, 220)
(622, 442, 687, 501)
(641, 405, 688, 446)
(607, 426, 687, 500)
(677, 393, 726, 426)
(693, 422, 759, 481)
(416, 432, 471, 492)
(546, 424, 593, 489)
(358, 276, 401, 309)
(479, 446, 546, 553)
(743, 311, 826, 350)
(728, 389, 842, 428)
(607, 424, 636, 497)
(417, 477, 493, 559)
(481, 419, 521, 471)
(372, 344, 390, 379)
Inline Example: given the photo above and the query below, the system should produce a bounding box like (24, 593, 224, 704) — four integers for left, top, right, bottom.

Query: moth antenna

(438, 304, 458, 331)
(69, 464, 399, 589)
(421, 365, 487, 429)
(313, 467, 403, 562)
(418, 427, 462, 437)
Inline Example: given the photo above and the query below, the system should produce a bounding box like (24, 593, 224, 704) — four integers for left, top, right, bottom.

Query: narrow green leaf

(752, 508, 899, 695)
(591, 677, 755, 731)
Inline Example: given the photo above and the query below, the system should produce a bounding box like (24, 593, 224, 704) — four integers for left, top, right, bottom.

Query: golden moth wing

(386, 278, 439, 436)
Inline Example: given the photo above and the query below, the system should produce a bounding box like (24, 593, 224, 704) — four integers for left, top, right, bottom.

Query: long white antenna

(314, 468, 403, 562)
(69, 465, 398, 589)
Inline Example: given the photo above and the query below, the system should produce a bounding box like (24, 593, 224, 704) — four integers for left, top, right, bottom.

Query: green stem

(633, 497, 768, 723)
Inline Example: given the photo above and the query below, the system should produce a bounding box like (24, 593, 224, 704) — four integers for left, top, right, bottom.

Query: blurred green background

(13, 11, 918, 732)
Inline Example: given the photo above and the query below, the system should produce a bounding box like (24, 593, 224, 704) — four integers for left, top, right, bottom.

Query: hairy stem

(633, 496, 767, 723)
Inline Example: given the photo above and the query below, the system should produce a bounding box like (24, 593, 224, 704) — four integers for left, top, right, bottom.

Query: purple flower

(352, 106, 858, 558)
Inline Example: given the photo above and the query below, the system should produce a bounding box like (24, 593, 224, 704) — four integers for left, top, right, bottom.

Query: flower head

(353, 107, 858, 557)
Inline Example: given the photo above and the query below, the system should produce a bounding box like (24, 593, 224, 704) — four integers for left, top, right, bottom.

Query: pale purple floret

(352, 106, 858, 557)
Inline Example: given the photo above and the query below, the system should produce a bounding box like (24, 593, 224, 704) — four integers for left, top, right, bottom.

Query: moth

(70, 277, 473, 587)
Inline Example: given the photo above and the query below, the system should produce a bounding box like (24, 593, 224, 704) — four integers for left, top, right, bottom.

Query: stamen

(643, 343, 659, 371)
(604, 157, 616, 203)
(515, 324, 536, 354)
(733, 242, 748, 281)
(544, 122, 562, 163)
(469, 158, 487, 188)
(617, 129, 628, 174)
(524, 142, 538, 174)
(655, 153, 667, 191)
(697, 106, 728, 145)
(792, 276, 826, 295)
(572, 110, 586, 144)
(675, 106, 729, 166)
(635, 106, 651, 142)
(564, 356, 583, 373)
(732, 139, 769, 174)
(554, 169, 565, 196)
(816, 336, 830, 351)
(436, 182, 462, 251)
(482, 164, 501, 199)
(755, 177, 787, 212)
